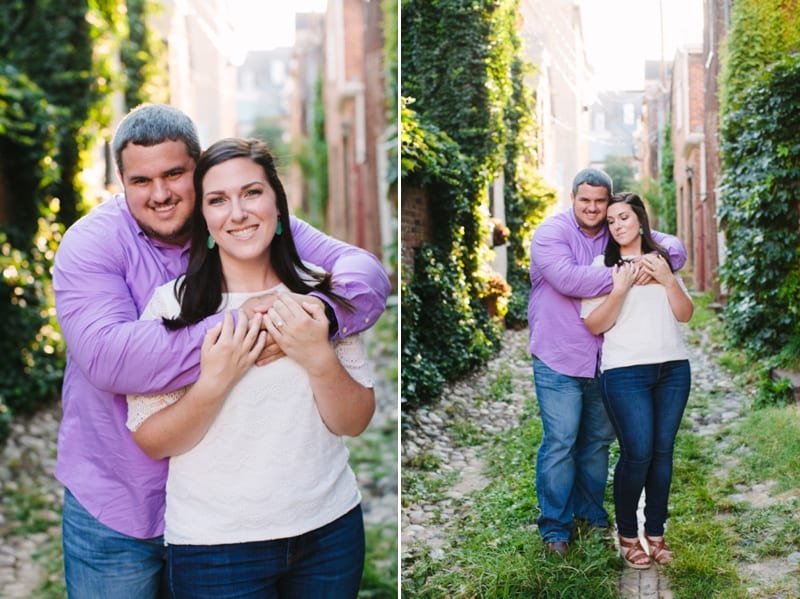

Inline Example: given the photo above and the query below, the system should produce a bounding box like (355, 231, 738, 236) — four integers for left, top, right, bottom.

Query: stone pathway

(400, 321, 762, 598)
(0, 317, 398, 598)
(0, 404, 62, 598)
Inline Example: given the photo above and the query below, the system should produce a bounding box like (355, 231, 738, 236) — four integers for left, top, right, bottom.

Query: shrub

(718, 53, 800, 359)
(0, 211, 65, 421)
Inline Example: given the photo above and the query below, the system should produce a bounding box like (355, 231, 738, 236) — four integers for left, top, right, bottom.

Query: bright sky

(224, 1, 702, 89)
(227, 0, 328, 53)
(579, 0, 704, 90)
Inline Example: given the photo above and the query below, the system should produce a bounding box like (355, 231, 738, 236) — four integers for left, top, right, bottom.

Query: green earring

(207, 235, 215, 249)
(639, 227, 644, 235)
(276, 219, 283, 236)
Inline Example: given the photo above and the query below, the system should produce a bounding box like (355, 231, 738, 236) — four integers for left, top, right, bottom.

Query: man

(53, 104, 391, 597)
(528, 168, 686, 555)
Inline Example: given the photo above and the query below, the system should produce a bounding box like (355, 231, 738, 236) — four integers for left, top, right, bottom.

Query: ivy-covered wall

(401, 0, 552, 408)
(0, 0, 165, 442)
(717, 0, 800, 367)
(502, 56, 555, 328)
(658, 116, 677, 235)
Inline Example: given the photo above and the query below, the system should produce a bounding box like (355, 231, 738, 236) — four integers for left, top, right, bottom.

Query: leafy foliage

(0, 65, 64, 439)
(658, 116, 677, 234)
(401, 0, 547, 408)
(717, 6, 800, 365)
(502, 57, 554, 327)
(0, 1, 164, 442)
(603, 155, 635, 195)
(381, 0, 399, 192)
(293, 76, 329, 229)
(120, 0, 169, 109)
(719, 0, 800, 117)
(0, 211, 64, 415)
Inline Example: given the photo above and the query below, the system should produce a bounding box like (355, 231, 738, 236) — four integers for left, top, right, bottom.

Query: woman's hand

(638, 253, 673, 286)
(263, 294, 332, 373)
(130, 310, 266, 459)
(196, 310, 266, 397)
(611, 261, 638, 294)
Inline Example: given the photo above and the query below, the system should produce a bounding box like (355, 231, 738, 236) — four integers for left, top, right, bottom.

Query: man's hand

(239, 291, 281, 319)
(631, 255, 656, 285)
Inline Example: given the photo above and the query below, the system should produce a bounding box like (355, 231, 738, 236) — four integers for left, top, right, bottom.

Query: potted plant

(491, 218, 510, 247)
(478, 271, 512, 318)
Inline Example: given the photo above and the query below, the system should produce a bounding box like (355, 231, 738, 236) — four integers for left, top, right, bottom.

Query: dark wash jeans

(601, 360, 691, 538)
(167, 504, 365, 599)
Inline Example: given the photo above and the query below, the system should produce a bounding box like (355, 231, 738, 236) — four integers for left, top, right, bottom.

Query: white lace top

(580, 255, 690, 372)
(126, 278, 373, 545)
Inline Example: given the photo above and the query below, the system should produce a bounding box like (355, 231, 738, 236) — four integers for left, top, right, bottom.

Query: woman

(581, 192, 693, 569)
(126, 137, 375, 597)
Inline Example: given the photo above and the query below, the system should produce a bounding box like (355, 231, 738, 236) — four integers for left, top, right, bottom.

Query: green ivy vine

(658, 116, 677, 235)
(718, 53, 800, 356)
(401, 0, 553, 407)
(717, 0, 800, 374)
(0, 0, 166, 441)
(502, 56, 555, 328)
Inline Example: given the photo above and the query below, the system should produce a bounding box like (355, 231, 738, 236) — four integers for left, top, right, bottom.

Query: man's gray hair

(112, 104, 201, 173)
(571, 168, 613, 196)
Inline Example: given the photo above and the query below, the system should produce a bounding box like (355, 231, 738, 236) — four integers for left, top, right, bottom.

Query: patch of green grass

(349, 417, 398, 483)
(733, 407, 800, 492)
(665, 303, 800, 598)
(666, 404, 748, 597)
(450, 420, 485, 447)
(402, 414, 621, 597)
(404, 451, 441, 472)
(401, 468, 458, 507)
(32, 533, 65, 599)
(360, 522, 398, 598)
(3, 486, 60, 536)
(0, 481, 65, 598)
(488, 366, 514, 402)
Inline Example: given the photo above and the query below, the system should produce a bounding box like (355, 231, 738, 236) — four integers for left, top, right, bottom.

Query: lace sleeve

(333, 334, 374, 389)
(125, 282, 188, 432)
(126, 386, 190, 432)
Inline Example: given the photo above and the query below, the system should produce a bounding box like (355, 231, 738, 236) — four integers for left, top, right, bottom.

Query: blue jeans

(62, 488, 167, 599)
(532, 357, 616, 542)
(167, 505, 365, 598)
(601, 360, 691, 538)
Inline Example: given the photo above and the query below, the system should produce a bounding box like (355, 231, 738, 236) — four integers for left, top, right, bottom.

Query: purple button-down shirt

(528, 209, 686, 378)
(53, 194, 390, 538)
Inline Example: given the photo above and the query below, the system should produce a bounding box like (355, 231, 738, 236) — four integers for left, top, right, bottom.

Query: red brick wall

(401, 185, 432, 284)
(688, 53, 705, 134)
(702, 0, 727, 298)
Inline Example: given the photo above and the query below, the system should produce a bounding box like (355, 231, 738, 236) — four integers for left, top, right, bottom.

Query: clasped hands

(203, 292, 329, 373)
(612, 253, 672, 290)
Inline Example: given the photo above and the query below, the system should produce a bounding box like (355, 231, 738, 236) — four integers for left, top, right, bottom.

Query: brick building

(701, 0, 730, 296)
(402, 0, 592, 285)
(322, 0, 393, 267)
(670, 45, 709, 290)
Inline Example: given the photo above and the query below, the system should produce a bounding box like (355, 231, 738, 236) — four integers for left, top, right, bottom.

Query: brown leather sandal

(644, 535, 674, 564)
(618, 535, 652, 569)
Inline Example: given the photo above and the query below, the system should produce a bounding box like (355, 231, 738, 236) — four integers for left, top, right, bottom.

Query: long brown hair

(603, 192, 674, 271)
(164, 137, 350, 329)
